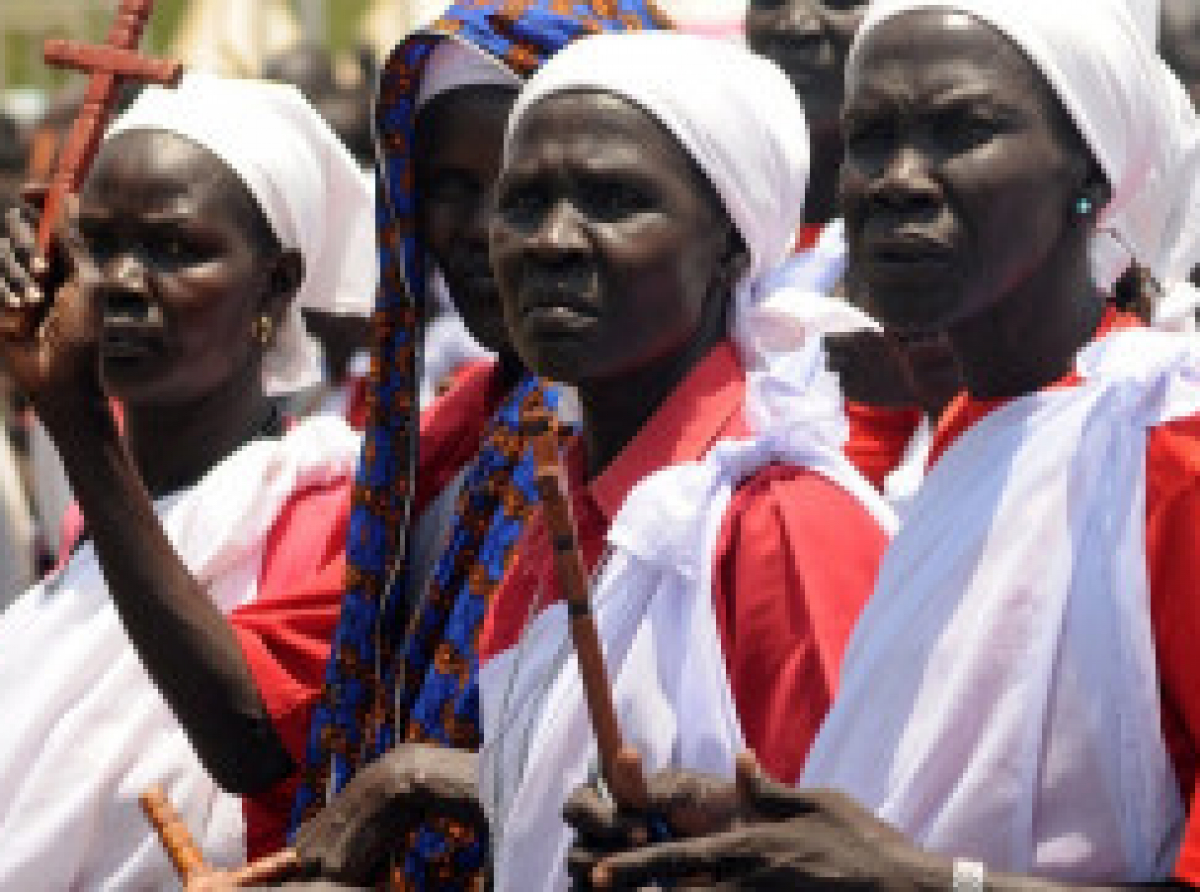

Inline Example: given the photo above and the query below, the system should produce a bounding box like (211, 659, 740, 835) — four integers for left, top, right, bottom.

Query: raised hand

(0, 192, 108, 426)
(292, 745, 483, 886)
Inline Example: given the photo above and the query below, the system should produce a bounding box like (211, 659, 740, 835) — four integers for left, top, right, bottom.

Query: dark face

(745, 0, 868, 138)
(840, 10, 1094, 336)
(79, 131, 296, 407)
(415, 85, 518, 356)
(491, 91, 742, 386)
(1163, 0, 1200, 109)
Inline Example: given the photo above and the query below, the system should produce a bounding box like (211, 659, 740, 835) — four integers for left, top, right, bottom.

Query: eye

(577, 179, 654, 221)
(823, 0, 868, 11)
(149, 231, 208, 267)
(931, 107, 1009, 155)
(498, 183, 552, 230)
(424, 170, 480, 207)
(83, 228, 117, 264)
(749, 0, 787, 10)
(843, 115, 895, 157)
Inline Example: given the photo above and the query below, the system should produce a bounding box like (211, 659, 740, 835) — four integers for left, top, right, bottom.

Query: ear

(258, 248, 304, 324)
(1080, 164, 1111, 214)
(716, 226, 751, 294)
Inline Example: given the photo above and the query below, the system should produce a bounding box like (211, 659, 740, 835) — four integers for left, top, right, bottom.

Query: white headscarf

(106, 71, 377, 394)
(855, 0, 1187, 298)
(505, 32, 811, 365)
(416, 38, 521, 110)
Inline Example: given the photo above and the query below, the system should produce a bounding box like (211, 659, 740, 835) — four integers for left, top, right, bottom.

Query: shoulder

(713, 461, 888, 622)
(1148, 413, 1200, 516)
(722, 461, 889, 556)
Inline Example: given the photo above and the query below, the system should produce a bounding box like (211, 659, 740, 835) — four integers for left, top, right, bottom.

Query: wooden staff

(138, 787, 302, 890)
(528, 409, 653, 812)
(35, 0, 184, 267)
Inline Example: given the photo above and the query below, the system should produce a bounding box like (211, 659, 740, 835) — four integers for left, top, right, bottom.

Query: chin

(516, 337, 592, 386)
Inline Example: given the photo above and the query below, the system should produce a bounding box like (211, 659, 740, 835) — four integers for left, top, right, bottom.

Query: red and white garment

(479, 342, 896, 891)
(0, 415, 359, 889)
(803, 328, 1200, 881)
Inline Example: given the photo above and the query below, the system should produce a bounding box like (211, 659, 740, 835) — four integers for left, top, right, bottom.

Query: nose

(525, 197, 589, 257)
(102, 251, 151, 291)
(779, 1, 824, 38)
(465, 189, 494, 247)
(868, 144, 941, 213)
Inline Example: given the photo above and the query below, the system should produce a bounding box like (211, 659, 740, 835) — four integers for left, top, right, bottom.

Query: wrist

(890, 844, 955, 892)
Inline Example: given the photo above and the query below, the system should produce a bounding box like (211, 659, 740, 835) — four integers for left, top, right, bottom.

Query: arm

(0, 203, 292, 793)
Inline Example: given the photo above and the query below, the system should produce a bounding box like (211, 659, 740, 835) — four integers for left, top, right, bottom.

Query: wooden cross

(35, 0, 183, 266)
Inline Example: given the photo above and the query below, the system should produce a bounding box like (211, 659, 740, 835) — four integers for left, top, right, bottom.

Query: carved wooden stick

(528, 409, 651, 811)
(36, 0, 183, 265)
(138, 785, 210, 883)
(139, 786, 302, 890)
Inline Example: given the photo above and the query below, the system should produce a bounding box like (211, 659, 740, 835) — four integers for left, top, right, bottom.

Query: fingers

(564, 784, 648, 850)
(735, 752, 813, 821)
(0, 234, 43, 308)
(592, 835, 733, 890)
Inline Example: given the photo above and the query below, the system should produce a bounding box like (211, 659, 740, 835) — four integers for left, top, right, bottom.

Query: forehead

(847, 9, 1048, 108)
(506, 90, 699, 182)
(415, 85, 517, 153)
(84, 130, 251, 218)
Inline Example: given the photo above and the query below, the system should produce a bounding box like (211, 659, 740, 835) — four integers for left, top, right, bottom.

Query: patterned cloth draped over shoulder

(291, 2, 670, 888)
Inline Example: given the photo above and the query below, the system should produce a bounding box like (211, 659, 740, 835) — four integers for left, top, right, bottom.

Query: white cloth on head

(855, 0, 1176, 295)
(803, 328, 1198, 880)
(415, 37, 521, 110)
(1147, 65, 1200, 333)
(0, 415, 360, 890)
(480, 340, 897, 892)
(106, 72, 377, 395)
(506, 31, 811, 367)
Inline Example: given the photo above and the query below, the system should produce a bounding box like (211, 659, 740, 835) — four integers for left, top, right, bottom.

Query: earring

(254, 315, 274, 346)
(1075, 195, 1094, 216)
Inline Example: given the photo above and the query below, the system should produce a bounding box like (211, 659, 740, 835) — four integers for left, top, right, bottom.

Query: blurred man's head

(0, 113, 26, 213)
(1162, 0, 1200, 108)
(745, 0, 869, 226)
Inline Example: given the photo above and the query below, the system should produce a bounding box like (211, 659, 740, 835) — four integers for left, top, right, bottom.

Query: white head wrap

(855, 0, 1186, 297)
(505, 32, 811, 364)
(416, 38, 521, 111)
(106, 71, 377, 394)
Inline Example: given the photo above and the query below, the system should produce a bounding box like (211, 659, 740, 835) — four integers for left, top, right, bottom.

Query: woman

(575, 0, 1200, 887)
(472, 31, 894, 890)
(287, 3, 670, 888)
(0, 73, 373, 888)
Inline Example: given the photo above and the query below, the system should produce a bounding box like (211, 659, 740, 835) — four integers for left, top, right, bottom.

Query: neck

(803, 128, 843, 230)
(949, 249, 1104, 401)
(577, 325, 724, 480)
(122, 366, 277, 498)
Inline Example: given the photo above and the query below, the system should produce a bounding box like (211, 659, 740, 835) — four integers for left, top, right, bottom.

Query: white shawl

(479, 343, 897, 891)
(0, 415, 359, 890)
(803, 328, 1200, 881)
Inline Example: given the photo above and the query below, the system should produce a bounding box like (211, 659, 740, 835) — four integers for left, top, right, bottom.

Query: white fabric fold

(506, 32, 811, 367)
(0, 415, 360, 890)
(480, 342, 896, 891)
(107, 72, 377, 394)
(803, 328, 1200, 881)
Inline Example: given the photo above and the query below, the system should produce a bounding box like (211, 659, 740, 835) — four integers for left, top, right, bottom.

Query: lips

(861, 232, 955, 283)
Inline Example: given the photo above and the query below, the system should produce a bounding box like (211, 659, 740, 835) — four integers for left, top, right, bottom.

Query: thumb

(592, 835, 716, 890)
(735, 751, 810, 820)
